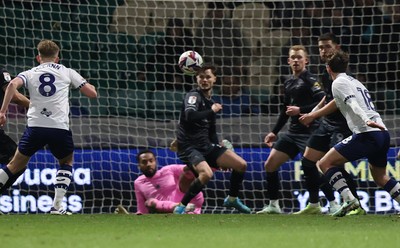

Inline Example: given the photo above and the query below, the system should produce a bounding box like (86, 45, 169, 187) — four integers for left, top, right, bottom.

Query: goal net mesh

(0, 0, 399, 214)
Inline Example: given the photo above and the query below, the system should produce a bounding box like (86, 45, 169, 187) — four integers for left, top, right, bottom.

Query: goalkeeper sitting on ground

(116, 149, 204, 214)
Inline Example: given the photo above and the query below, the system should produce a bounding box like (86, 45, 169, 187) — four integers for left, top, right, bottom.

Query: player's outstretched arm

(299, 99, 338, 126)
(80, 82, 97, 98)
(310, 96, 326, 112)
(11, 91, 30, 108)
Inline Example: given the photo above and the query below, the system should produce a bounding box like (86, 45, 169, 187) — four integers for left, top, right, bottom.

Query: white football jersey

(18, 62, 87, 130)
(332, 73, 386, 134)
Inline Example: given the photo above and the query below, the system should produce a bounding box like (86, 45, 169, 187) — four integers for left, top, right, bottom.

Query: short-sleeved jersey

(134, 164, 204, 214)
(176, 88, 218, 150)
(272, 70, 325, 134)
(332, 73, 386, 134)
(321, 69, 351, 131)
(17, 62, 86, 130)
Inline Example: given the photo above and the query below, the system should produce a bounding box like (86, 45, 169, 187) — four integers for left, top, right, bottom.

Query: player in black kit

(257, 45, 334, 214)
(297, 33, 365, 215)
(173, 65, 251, 214)
(0, 68, 29, 194)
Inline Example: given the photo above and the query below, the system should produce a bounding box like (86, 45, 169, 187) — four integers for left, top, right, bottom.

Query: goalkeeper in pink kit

(133, 150, 204, 214)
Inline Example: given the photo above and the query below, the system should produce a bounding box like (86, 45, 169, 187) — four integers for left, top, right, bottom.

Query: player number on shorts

(38, 73, 56, 97)
(356, 87, 375, 111)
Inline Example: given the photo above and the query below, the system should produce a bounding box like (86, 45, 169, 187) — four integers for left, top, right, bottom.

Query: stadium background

(0, 0, 399, 214)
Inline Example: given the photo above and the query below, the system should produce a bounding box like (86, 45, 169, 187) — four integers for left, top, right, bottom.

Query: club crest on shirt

(188, 95, 197, 105)
(3, 72, 11, 82)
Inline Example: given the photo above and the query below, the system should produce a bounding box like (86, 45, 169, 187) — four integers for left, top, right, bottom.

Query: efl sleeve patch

(3, 72, 11, 82)
(188, 95, 197, 105)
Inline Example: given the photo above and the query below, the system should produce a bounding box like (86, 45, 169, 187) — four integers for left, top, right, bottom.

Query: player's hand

(285, 106, 300, 116)
(221, 139, 234, 151)
(299, 113, 315, 127)
(397, 150, 400, 160)
(114, 204, 129, 215)
(366, 120, 386, 131)
(264, 132, 276, 148)
(169, 138, 178, 152)
(0, 112, 6, 126)
(212, 103, 222, 113)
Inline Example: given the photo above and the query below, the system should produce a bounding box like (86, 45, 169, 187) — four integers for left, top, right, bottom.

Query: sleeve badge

(188, 95, 197, 105)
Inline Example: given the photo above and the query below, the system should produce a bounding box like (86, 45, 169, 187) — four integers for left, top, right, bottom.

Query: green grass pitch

(1, 214, 399, 248)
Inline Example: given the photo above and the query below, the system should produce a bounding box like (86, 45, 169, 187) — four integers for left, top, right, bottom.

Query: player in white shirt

(0, 39, 97, 215)
(299, 50, 400, 217)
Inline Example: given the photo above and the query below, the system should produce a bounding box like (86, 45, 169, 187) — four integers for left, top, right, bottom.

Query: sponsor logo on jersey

(313, 81, 321, 88)
(40, 108, 52, 117)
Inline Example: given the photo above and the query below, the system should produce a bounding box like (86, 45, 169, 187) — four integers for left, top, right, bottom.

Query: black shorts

(178, 143, 227, 170)
(307, 123, 352, 152)
(273, 133, 308, 159)
(0, 129, 17, 164)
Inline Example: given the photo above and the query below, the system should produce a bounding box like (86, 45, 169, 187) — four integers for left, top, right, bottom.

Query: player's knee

(237, 160, 247, 172)
(198, 169, 213, 183)
(264, 161, 277, 173)
(316, 160, 328, 173)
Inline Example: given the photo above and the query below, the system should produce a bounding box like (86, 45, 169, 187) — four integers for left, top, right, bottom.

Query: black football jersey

(176, 88, 218, 150)
(321, 69, 351, 131)
(272, 70, 325, 134)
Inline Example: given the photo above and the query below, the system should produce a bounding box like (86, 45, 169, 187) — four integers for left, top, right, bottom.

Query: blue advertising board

(1, 148, 399, 214)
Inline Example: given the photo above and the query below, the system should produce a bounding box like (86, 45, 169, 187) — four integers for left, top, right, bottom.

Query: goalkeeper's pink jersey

(134, 164, 204, 214)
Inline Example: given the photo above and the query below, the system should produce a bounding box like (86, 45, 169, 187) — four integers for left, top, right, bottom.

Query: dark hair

(136, 149, 156, 163)
(327, 50, 349, 73)
(195, 65, 217, 76)
(318, 33, 339, 44)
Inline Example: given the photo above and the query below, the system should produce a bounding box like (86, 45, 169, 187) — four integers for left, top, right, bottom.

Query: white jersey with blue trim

(332, 73, 386, 134)
(18, 62, 86, 130)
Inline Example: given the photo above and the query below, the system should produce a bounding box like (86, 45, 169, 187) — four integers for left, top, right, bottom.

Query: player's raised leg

(0, 149, 30, 193)
(174, 161, 212, 214)
(218, 149, 251, 214)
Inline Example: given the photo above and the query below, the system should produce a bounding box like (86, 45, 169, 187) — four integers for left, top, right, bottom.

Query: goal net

(0, 0, 399, 214)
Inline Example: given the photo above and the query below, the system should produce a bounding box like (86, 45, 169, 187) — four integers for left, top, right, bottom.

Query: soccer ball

(178, 50, 204, 75)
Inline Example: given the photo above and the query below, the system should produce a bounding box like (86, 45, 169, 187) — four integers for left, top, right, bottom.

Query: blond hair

(289, 45, 308, 56)
(37, 39, 60, 59)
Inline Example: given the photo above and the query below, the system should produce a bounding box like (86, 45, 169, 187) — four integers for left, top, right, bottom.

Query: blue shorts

(334, 131, 390, 167)
(18, 127, 74, 159)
